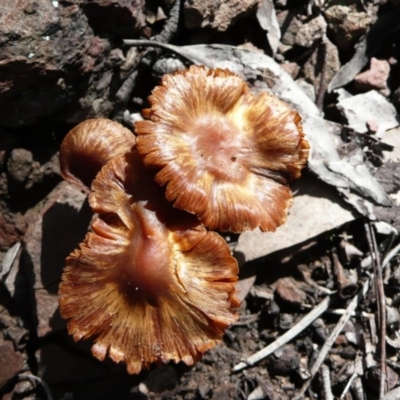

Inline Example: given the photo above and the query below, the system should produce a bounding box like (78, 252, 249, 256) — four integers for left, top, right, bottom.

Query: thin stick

(382, 242, 400, 269)
(351, 376, 366, 400)
(321, 364, 334, 400)
(232, 294, 335, 372)
(316, 40, 327, 111)
(124, 39, 179, 51)
(117, 0, 181, 103)
(293, 279, 370, 400)
(340, 372, 357, 399)
(365, 221, 387, 398)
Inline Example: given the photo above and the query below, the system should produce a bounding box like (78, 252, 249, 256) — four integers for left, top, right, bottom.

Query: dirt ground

(2, 0, 400, 399)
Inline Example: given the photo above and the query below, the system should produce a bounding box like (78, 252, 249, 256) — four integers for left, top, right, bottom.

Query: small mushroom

(59, 150, 239, 374)
(136, 65, 309, 232)
(60, 118, 136, 192)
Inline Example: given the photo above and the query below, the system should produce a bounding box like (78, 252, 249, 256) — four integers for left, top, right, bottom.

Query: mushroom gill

(59, 150, 239, 374)
(135, 65, 310, 233)
(60, 118, 136, 192)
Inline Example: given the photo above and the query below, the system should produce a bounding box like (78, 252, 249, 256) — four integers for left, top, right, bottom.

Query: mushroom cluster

(59, 65, 309, 374)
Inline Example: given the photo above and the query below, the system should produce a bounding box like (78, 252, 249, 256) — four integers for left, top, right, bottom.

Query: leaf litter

(2, 0, 400, 399)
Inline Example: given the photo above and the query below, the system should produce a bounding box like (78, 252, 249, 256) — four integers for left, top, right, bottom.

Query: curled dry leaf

(59, 118, 136, 191)
(136, 65, 309, 232)
(59, 151, 239, 374)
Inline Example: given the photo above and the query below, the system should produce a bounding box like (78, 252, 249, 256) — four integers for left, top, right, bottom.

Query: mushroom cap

(59, 150, 239, 374)
(135, 65, 309, 232)
(60, 118, 136, 192)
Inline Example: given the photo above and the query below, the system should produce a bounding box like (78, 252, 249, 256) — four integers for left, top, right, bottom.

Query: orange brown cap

(60, 118, 136, 192)
(135, 65, 309, 233)
(59, 151, 239, 374)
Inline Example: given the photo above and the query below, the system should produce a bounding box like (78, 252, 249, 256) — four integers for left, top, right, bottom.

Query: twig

(117, 0, 181, 103)
(382, 242, 400, 269)
(340, 372, 358, 399)
(151, 0, 181, 44)
(115, 69, 140, 103)
(232, 294, 335, 372)
(123, 39, 193, 60)
(324, 308, 373, 318)
(365, 221, 387, 398)
(351, 376, 366, 400)
(316, 39, 327, 111)
(341, 355, 364, 399)
(293, 279, 370, 400)
(321, 364, 334, 400)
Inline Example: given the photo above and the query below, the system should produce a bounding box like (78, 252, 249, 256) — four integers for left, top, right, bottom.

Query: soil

(2, 1, 400, 399)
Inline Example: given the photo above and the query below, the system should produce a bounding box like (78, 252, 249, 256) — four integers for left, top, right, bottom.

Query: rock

(234, 173, 357, 265)
(280, 62, 300, 79)
(0, 305, 28, 351)
(0, 0, 145, 128)
(21, 181, 92, 337)
(295, 15, 327, 48)
(302, 38, 340, 95)
(337, 90, 399, 137)
(275, 277, 307, 307)
(365, 365, 398, 391)
(354, 57, 391, 97)
(6, 148, 60, 192)
(0, 202, 26, 250)
(295, 78, 316, 102)
(184, 0, 258, 31)
(324, 6, 372, 51)
(267, 344, 300, 376)
(74, 0, 146, 37)
(276, 9, 302, 47)
(0, 340, 24, 390)
(6, 149, 35, 184)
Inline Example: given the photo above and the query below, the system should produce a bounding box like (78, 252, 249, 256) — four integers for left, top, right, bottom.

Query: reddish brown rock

(295, 15, 327, 48)
(0, 340, 24, 390)
(6, 149, 35, 185)
(184, 0, 257, 31)
(276, 9, 302, 47)
(0, 0, 145, 128)
(324, 6, 372, 51)
(6, 148, 60, 192)
(280, 62, 300, 79)
(275, 277, 307, 307)
(23, 181, 92, 337)
(354, 57, 391, 96)
(0, 203, 25, 250)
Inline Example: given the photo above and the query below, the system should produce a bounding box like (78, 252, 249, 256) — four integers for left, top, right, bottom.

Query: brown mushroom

(59, 150, 239, 374)
(135, 65, 309, 232)
(60, 118, 136, 192)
